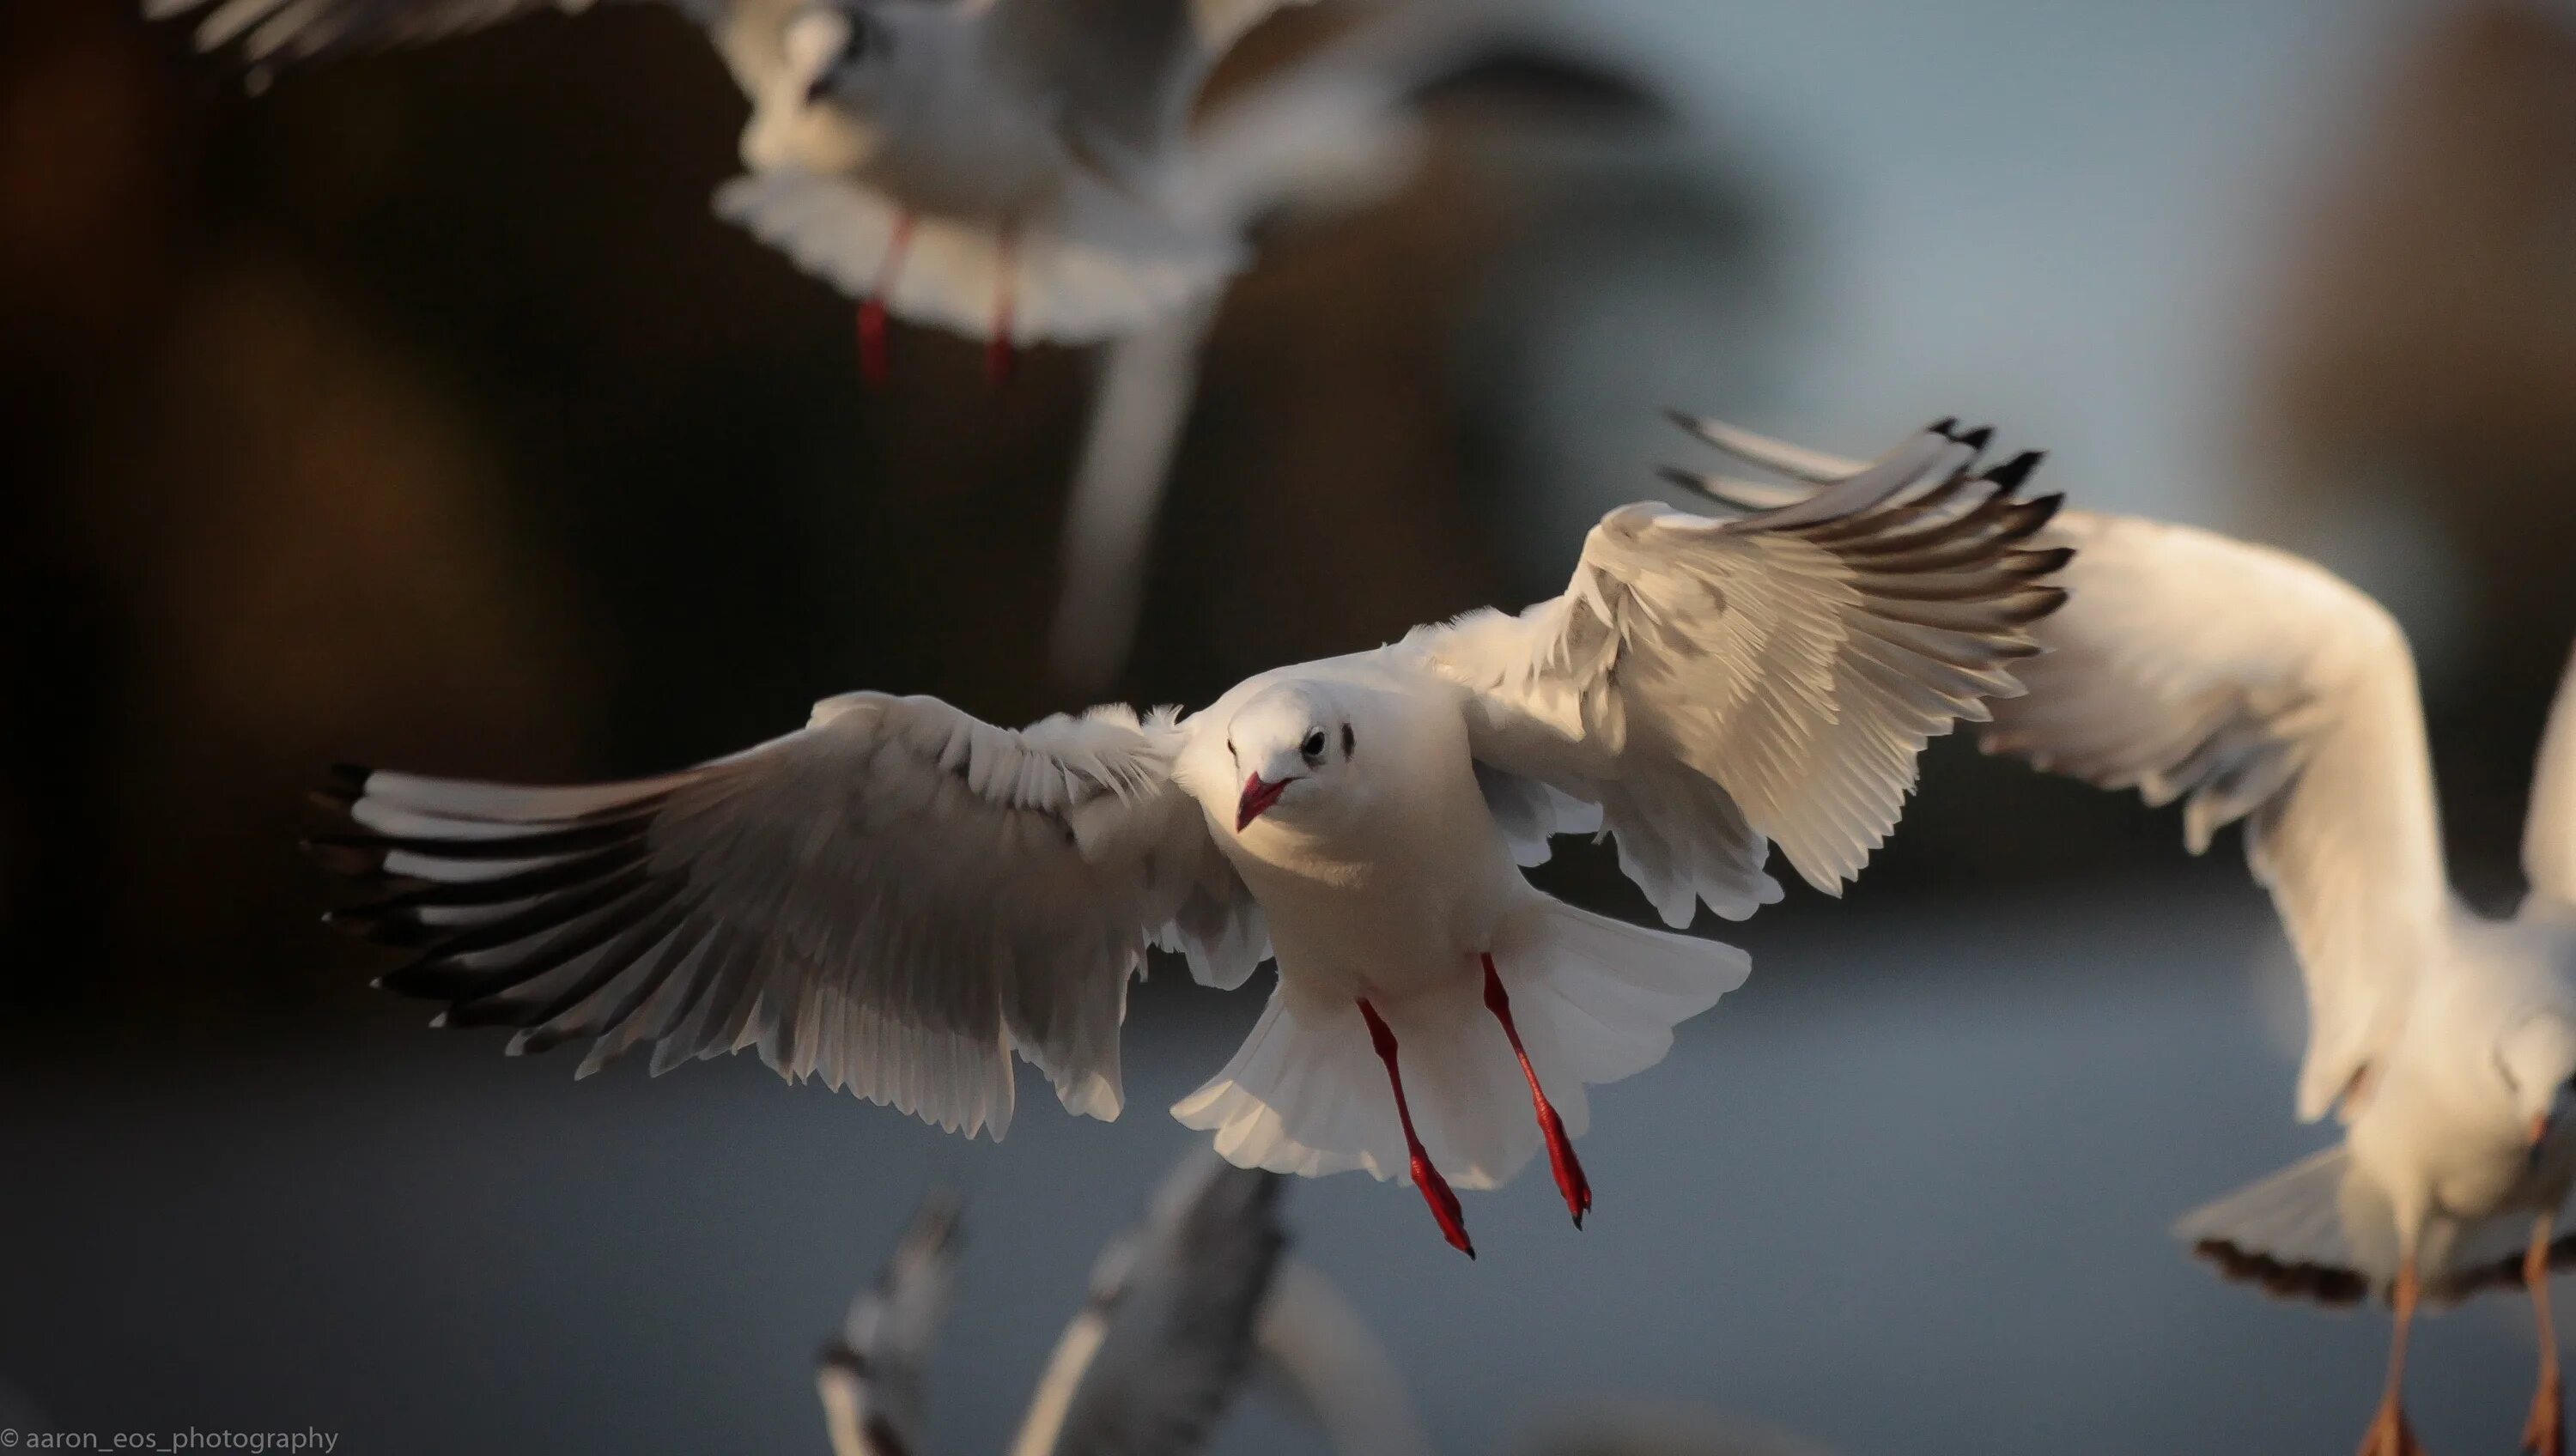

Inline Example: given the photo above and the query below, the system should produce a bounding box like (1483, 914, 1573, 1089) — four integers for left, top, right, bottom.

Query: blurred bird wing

(981, 0, 1317, 186)
(1251, 1259, 1432, 1456)
(1974, 512, 2449, 1120)
(1012, 1156, 1289, 1456)
(2523, 643, 2576, 916)
(1406, 420, 2069, 926)
(320, 693, 1263, 1139)
(818, 1192, 964, 1456)
(146, 0, 709, 74)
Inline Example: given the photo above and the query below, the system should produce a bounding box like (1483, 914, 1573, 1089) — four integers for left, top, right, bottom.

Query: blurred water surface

(2, 889, 2546, 1456)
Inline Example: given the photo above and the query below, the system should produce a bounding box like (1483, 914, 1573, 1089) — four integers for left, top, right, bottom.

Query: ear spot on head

(1341, 724, 1355, 755)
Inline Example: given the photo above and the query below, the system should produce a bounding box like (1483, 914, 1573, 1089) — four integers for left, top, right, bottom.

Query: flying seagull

(1675, 418, 2576, 1456)
(143, 0, 1321, 379)
(310, 414, 2069, 1256)
(1042, 9, 1673, 694)
(817, 1156, 1287, 1456)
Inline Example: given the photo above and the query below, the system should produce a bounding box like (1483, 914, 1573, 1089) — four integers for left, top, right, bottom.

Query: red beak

(1236, 774, 1293, 832)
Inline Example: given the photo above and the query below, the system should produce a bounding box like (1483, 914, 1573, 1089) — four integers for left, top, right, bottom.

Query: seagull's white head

(2499, 1009, 2576, 1155)
(1217, 682, 1369, 835)
(743, 1, 978, 175)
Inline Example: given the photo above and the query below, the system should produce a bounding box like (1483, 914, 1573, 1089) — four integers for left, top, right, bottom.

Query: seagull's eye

(1341, 724, 1355, 756)
(1300, 730, 1326, 759)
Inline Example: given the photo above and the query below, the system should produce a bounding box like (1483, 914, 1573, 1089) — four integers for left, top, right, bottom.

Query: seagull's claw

(2358, 1400, 2424, 1456)
(1409, 1152, 1474, 1259)
(1538, 1100, 1591, 1228)
(2527, 1374, 2564, 1456)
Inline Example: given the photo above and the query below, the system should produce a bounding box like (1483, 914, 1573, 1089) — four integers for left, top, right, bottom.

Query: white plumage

(1677, 417, 2576, 1456)
(817, 1157, 1287, 1456)
(316, 415, 2067, 1253)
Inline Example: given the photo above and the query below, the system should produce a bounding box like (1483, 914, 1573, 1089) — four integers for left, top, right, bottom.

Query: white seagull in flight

(144, 0, 1321, 379)
(312, 415, 2069, 1256)
(1680, 421, 2576, 1456)
(817, 1156, 1287, 1456)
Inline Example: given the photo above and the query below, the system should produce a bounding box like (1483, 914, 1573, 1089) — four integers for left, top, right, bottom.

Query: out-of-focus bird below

(817, 1156, 1286, 1456)
(1676, 418, 2576, 1456)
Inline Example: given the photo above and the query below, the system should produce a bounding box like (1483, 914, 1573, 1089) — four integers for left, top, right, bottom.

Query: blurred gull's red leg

(858, 213, 915, 385)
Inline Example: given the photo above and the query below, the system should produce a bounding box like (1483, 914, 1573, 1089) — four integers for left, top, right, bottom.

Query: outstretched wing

(817, 1192, 963, 1456)
(142, 0, 706, 77)
(1406, 417, 2069, 926)
(1978, 512, 2447, 1121)
(2524, 642, 2576, 916)
(1662, 416, 2454, 1122)
(313, 694, 1264, 1139)
(1011, 1156, 1288, 1456)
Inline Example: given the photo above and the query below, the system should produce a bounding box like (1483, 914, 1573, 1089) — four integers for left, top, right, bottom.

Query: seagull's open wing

(1406, 418, 2069, 925)
(988, 0, 1315, 181)
(314, 694, 1263, 1139)
(2524, 644, 2576, 916)
(1978, 512, 2447, 1121)
(1011, 1157, 1287, 1456)
(818, 1192, 963, 1456)
(143, 0, 706, 76)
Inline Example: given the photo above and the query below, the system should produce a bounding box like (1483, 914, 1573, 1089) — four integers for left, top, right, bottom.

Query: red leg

(858, 213, 915, 385)
(1357, 998, 1473, 1259)
(1482, 954, 1591, 1227)
(985, 225, 1018, 386)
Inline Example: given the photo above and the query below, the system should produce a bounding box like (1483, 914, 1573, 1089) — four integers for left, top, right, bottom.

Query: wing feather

(818, 1192, 963, 1456)
(1408, 418, 2069, 923)
(2524, 644, 2576, 915)
(1976, 511, 2449, 1120)
(315, 695, 1260, 1139)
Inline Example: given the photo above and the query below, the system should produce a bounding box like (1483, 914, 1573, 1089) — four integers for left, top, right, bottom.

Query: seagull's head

(1217, 683, 1368, 835)
(743, 0, 969, 174)
(2499, 1009, 2576, 1163)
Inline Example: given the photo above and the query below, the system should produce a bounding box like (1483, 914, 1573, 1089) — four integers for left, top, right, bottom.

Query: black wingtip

(1929, 416, 1959, 437)
(307, 784, 360, 816)
(1954, 424, 1994, 452)
(1983, 449, 2044, 489)
(1660, 406, 1706, 437)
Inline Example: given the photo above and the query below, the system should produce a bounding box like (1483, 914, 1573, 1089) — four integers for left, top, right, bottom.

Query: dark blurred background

(4, 0, 2574, 1452)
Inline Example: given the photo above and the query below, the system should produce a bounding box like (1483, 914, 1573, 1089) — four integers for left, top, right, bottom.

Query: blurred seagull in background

(817, 1156, 1286, 1456)
(1042, 9, 1673, 694)
(310, 414, 2068, 1257)
(142, 0, 1326, 379)
(1677, 420, 2576, 1456)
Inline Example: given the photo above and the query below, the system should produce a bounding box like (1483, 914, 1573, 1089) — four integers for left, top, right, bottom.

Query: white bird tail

(2176, 1147, 2576, 1306)
(713, 170, 1238, 349)
(1173, 900, 1748, 1190)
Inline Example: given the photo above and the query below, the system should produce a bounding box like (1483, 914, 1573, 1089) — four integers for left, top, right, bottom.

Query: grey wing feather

(145, 0, 708, 74)
(1014, 1156, 1288, 1456)
(1410, 417, 2069, 925)
(314, 694, 1261, 1140)
(818, 1192, 963, 1456)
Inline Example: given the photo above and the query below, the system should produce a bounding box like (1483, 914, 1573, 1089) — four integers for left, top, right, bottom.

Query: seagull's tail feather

(2175, 1147, 2394, 1306)
(712, 170, 1238, 349)
(1172, 900, 1747, 1191)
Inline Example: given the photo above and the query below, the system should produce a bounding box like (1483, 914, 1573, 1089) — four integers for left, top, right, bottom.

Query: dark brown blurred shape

(2252, 0, 2576, 901)
(2, 0, 1770, 1020)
